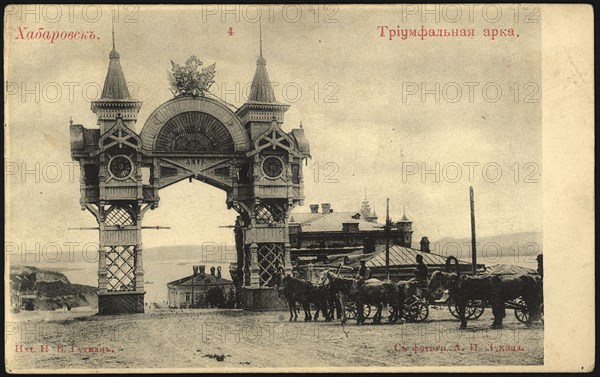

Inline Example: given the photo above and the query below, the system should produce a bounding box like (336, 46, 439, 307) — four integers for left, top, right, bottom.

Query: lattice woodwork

(255, 202, 284, 225)
(106, 245, 136, 291)
(104, 206, 136, 226)
(257, 243, 284, 286)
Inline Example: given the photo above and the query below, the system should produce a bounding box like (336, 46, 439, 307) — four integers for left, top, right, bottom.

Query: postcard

(4, 4, 594, 373)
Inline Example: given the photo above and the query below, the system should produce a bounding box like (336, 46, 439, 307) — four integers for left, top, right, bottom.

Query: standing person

(414, 254, 432, 303)
(356, 260, 372, 281)
(535, 254, 544, 320)
(415, 255, 428, 282)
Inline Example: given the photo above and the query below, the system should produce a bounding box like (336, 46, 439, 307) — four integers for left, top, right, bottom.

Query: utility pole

(470, 186, 477, 275)
(385, 198, 391, 280)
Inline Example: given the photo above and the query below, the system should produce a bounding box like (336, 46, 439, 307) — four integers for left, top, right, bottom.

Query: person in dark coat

(415, 254, 432, 303)
(356, 260, 372, 280)
(415, 255, 428, 282)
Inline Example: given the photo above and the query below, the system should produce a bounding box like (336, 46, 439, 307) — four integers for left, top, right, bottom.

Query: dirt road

(6, 306, 543, 371)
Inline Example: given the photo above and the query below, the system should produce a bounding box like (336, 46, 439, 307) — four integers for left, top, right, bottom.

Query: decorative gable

(247, 118, 302, 158)
(98, 115, 142, 152)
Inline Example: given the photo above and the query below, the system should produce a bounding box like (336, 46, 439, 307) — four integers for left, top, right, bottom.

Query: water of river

(14, 254, 538, 305)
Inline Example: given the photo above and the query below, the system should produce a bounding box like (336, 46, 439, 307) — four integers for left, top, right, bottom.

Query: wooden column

(284, 242, 292, 276)
(249, 243, 259, 287)
(98, 246, 108, 294)
(134, 243, 145, 292)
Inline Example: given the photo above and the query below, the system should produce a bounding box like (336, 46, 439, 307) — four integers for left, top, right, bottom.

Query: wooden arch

(139, 96, 251, 154)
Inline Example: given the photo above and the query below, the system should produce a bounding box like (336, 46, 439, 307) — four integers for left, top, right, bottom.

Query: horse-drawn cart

(398, 261, 544, 325)
(446, 297, 542, 323)
(351, 293, 428, 323)
(403, 293, 429, 322)
(344, 302, 371, 320)
(447, 299, 485, 320)
(429, 261, 544, 326)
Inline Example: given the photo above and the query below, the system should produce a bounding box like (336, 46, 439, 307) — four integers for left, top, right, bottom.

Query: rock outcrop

(10, 266, 97, 311)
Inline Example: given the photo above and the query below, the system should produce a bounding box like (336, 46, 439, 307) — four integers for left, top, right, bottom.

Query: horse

(318, 269, 402, 325)
(398, 279, 420, 299)
(427, 270, 455, 301)
(267, 268, 333, 322)
(436, 256, 542, 329)
(317, 269, 354, 323)
(266, 269, 313, 321)
(317, 269, 357, 323)
(305, 283, 333, 322)
(353, 278, 402, 325)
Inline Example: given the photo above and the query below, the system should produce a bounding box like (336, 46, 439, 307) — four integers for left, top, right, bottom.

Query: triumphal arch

(69, 35, 310, 314)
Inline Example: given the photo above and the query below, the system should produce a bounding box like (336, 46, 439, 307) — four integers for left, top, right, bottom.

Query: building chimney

(309, 204, 319, 214)
(321, 203, 331, 214)
(210, 266, 216, 276)
(198, 265, 206, 275)
(217, 266, 222, 278)
(192, 266, 199, 276)
(420, 237, 430, 253)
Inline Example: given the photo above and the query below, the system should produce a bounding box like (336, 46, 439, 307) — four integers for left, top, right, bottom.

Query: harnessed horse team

(267, 255, 543, 329)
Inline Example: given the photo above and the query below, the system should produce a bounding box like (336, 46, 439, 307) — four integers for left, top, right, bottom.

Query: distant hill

(9, 266, 97, 311)
(429, 231, 543, 259)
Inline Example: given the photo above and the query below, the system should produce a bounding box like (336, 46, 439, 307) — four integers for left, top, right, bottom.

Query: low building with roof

(229, 197, 484, 287)
(298, 244, 482, 283)
(289, 200, 413, 263)
(167, 265, 236, 309)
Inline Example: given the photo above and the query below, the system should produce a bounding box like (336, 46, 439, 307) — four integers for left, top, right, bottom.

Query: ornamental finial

(259, 15, 263, 58)
(112, 18, 115, 51)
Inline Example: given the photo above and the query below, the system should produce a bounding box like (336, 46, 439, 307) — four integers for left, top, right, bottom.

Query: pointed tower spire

(101, 22, 130, 100)
(248, 17, 276, 103)
(360, 190, 378, 222)
(400, 205, 410, 222)
(236, 17, 290, 137)
(112, 18, 115, 52)
(259, 16, 263, 58)
(92, 22, 141, 134)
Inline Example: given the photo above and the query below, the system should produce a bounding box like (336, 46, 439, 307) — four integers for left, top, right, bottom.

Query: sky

(5, 5, 542, 252)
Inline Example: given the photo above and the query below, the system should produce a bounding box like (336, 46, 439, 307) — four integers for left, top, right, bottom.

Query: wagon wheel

(406, 302, 429, 322)
(448, 301, 484, 319)
(345, 302, 357, 320)
(513, 297, 529, 323)
(363, 304, 372, 318)
(466, 300, 485, 319)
